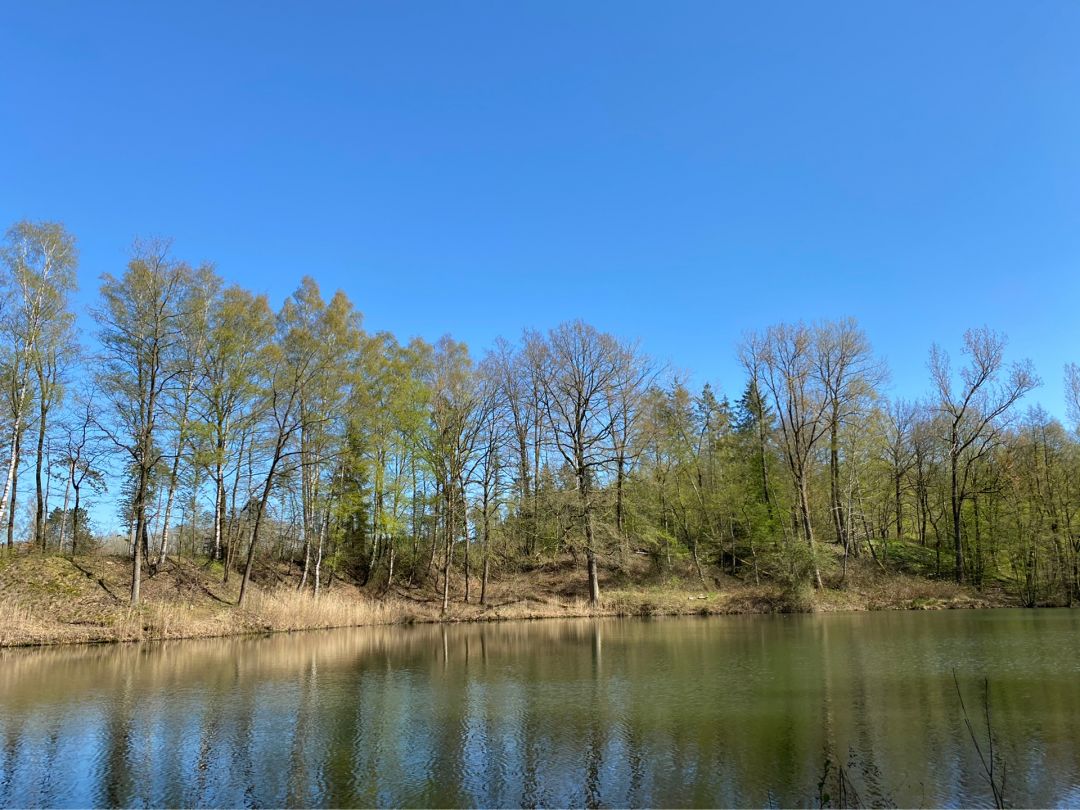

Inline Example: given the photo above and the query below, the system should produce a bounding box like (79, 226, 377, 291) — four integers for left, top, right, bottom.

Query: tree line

(3, 220, 1077, 610)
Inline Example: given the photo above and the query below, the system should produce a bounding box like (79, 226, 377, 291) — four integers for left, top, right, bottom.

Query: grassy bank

(0, 547, 1012, 649)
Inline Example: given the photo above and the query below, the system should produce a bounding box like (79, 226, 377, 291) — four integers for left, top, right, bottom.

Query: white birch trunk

(0, 402, 26, 532)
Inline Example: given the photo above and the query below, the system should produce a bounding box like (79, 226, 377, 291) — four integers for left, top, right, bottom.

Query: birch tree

(237, 279, 360, 606)
(196, 286, 274, 567)
(93, 240, 193, 603)
(0, 222, 78, 544)
(154, 265, 216, 568)
(419, 336, 488, 614)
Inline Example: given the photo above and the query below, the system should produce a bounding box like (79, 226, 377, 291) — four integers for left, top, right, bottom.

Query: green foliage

(0, 217, 1074, 608)
(45, 506, 96, 552)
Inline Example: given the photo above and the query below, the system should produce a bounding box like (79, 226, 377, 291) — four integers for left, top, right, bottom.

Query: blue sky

(2, 1, 1079, 416)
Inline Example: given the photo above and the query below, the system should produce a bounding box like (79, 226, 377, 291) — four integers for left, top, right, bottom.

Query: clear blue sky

(2, 1, 1079, 416)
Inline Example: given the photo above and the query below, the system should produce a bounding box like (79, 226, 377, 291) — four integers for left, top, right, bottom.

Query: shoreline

(0, 598, 1033, 653)
(0, 601, 1041, 653)
(0, 550, 1021, 651)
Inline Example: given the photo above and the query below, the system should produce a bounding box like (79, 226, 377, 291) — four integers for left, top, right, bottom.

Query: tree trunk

(299, 470, 313, 591)
(58, 462, 72, 555)
(480, 509, 491, 607)
(131, 469, 150, 605)
(7, 427, 21, 548)
(409, 460, 420, 583)
(142, 486, 161, 566)
(462, 481, 470, 604)
(532, 404, 541, 558)
(973, 493, 982, 589)
(224, 430, 249, 584)
(427, 480, 441, 579)
(895, 471, 903, 540)
(298, 431, 313, 589)
(441, 482, 454, 615)
(385, 532, 396, 593)
(516, 429, 530, 557)
(313, 509, 328, 600)
(829, 414, 846, 553)
(951, 447, 963, 584)
(34, 387, 48, 549)
(691, 530, 707, 587)
(615, 454, 626, 538)
(586, 544, 600, 604)
(71, 484, 81, 557)
(0, 390, 27, 543)
(156, 461, 180, 568)
(213, 469, 224, 561)
(798, 471, 824, 589)
(578, 468, 601, 605)
(188, 480, 198, 561)
(238, 441, 286, 607)
(756, 397, 772, 514)
(367, 484, 382, 583)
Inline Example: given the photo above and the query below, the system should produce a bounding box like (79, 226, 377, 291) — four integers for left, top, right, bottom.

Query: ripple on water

(0, 611, 1079, 807)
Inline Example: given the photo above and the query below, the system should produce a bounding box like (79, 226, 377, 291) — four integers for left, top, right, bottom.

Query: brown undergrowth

(0, 546, 1013, 649)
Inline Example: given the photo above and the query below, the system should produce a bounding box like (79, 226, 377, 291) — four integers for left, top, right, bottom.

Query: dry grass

(0, 545, 1015, 650)
(243, 587, 404, 631)
(0, 597, 44, 647)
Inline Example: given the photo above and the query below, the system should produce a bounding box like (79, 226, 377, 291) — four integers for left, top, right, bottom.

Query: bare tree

(419, 336, 488, 614)
(93, 240, 192, 604)
(882, 398, 917, 541)
(814, 318, 884, 558)
(58, 389, 109, 555)
(930, 328, 1038, 583)
(489, 337, 535, 556)
(607, 337, 655, 546)
(740, 323, 831, 589)
(1064, 362, 1080, 430)
(536, 320, 650, 604)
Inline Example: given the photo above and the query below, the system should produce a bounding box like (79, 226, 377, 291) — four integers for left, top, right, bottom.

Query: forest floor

(0, 544, 1017, 648)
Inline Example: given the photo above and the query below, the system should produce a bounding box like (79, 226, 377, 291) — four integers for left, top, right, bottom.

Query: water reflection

(1, 611, 1079, 807)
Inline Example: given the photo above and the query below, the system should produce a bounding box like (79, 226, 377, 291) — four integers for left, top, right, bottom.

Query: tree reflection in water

(0, 610, 1078, 807)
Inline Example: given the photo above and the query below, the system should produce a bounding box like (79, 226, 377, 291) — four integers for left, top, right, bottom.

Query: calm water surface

(1, 609, 1079, 808)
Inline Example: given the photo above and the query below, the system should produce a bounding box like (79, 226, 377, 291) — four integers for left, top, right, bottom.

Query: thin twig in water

(952, 669, 1006, 809)
(816, 752, 864, 809)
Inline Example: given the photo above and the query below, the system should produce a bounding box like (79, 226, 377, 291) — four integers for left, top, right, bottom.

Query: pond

(1, 609, 1078, 807)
